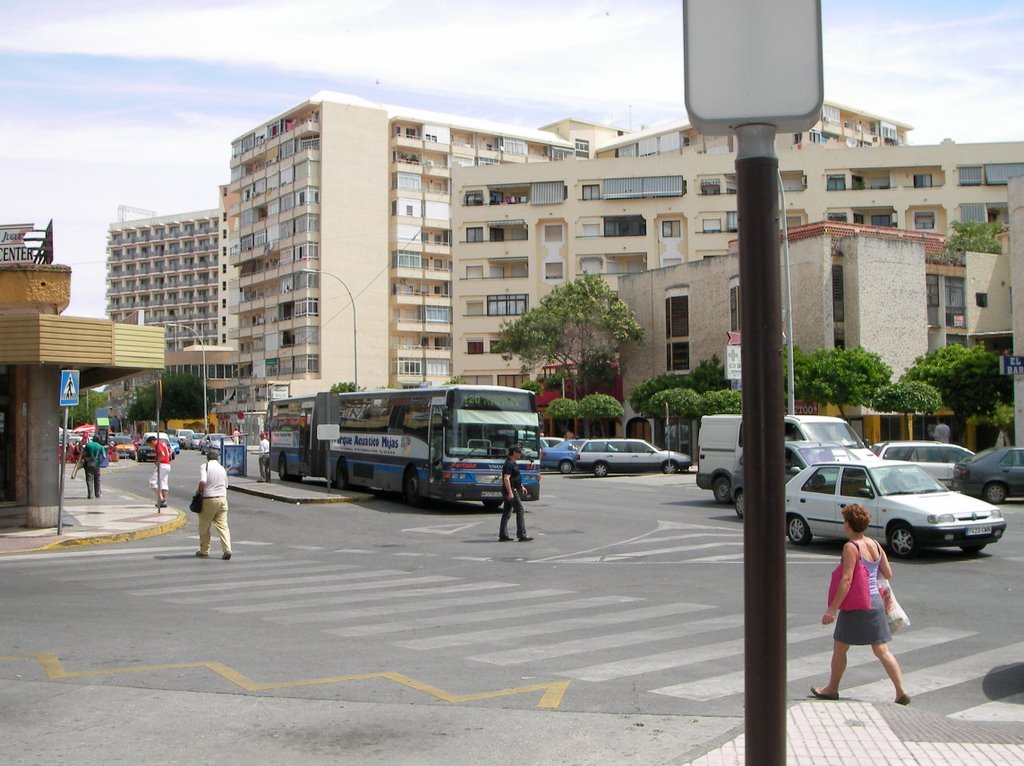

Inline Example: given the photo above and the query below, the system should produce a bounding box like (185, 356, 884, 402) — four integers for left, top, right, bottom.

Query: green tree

(519, 379, 542, 395)
(687, 355, 728, 394)
(495, 274, 645, 398)
(330, 381, 358, 393)
(903, 344, 1011, 425)
(700, 389, 743, 415)
(576, 393, 623, 437)
(126, 373, 207, 429)
(651, 387, 703, 420)
(798, 347, 892, 413)
(69, 388, 109, 426)
(972, 402, 1015, 446)
(545, 397, 579, 437)
(943, 221, 1004, 261)
(628, 373, 690, 417)
(871, 380, 943, 436)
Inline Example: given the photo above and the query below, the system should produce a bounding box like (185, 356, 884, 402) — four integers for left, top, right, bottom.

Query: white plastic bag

(877, 577, 910, 632)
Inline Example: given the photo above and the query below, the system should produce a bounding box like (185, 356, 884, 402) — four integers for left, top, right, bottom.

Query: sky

(3, 0, 1023, 319)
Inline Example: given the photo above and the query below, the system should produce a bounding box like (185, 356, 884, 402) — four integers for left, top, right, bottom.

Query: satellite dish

(846, 138, 857, 148)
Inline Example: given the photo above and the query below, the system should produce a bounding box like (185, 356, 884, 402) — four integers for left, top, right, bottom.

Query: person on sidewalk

(811, 503, 910, 706)
(498, 444, 532, 542)
(82, 434, 105, 499)
(258, 432, 271, 482)
(195, 447, 232, 560)
(147, 435, 172, 510)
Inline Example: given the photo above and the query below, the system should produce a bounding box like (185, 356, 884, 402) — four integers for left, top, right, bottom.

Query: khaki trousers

(198, 496, 231, 556)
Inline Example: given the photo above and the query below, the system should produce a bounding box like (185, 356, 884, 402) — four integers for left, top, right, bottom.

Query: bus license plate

(966, 525, 991, 536)
(481, 491, 501, 498)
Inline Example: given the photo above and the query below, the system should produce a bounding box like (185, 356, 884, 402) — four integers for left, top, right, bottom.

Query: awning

(486, 182, 531, 190)
(485, 219, 527, 227)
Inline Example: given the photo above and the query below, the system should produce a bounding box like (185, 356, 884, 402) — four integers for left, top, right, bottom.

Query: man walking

(499, 444, 533, 542)
(258, 432, 271, 482)
(195, 447, 232, 560)
(147, 435, 172, 510)
(82, 434, 105, 499)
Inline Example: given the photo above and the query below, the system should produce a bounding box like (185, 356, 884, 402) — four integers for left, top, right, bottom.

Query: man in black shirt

(499, 444, 533, 542)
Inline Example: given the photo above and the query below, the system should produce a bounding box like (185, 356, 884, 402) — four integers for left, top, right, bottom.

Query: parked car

(574, 438, 691, 477)
(732, 441, 874, 518)
(540, 437, 564, 449)
(952, 447, 1024, 503)
(191, 433, 207, 450)
(540, 439, 587, 473)
(785, 461, 1006, 557)
(167, 436, 182, 455)
(174, 429, 196, 450)
(871, 441, 973, 487)
(201, 433, 231, 451)
(109, 435, 137, 460)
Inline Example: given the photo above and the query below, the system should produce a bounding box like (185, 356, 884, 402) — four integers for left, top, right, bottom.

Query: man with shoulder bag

(195, 447, 232, 560)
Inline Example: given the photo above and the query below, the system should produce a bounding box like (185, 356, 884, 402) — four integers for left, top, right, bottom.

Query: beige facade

(451, 112, 1024, 384)
(224, 91, 574, 401)
(1010, 176, 1024, 445)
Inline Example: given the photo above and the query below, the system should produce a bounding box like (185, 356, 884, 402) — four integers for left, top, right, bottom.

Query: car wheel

(558, 460, 575, 474)
(960, 544, 987, 555)
(592, 462, 609, 478)
(786, 514, 812, 545)
(982, 482, 1008, 504)
(661, 461, 679, 474)
(402, 466, 422, 507)
(734, 489, 744, 519)
(887, 522, 919, 559)
(712, 475, 732, 505)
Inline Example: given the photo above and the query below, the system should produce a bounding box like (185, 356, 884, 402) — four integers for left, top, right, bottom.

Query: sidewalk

(2, 464, 1021, 764)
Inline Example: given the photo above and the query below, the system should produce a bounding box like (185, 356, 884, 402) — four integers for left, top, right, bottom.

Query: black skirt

(833, 593, 892, 645)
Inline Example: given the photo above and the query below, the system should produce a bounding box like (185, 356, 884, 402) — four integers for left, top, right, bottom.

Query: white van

(697, 414, 870, 504)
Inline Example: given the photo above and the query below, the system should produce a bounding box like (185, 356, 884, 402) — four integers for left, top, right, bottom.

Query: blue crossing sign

(59, 369, 80, 407)
(1000, 356, 1024, 376)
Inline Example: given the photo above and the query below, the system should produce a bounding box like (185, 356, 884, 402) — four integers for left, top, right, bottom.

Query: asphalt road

(2, 452, 1022, 764)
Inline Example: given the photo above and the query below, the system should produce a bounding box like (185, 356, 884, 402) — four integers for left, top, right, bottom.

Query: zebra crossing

(3, 541, 1021, 722)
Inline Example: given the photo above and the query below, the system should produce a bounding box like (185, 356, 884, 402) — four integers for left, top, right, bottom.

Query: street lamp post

(165, 321, 208, 433)
(319, 271, 358, 389)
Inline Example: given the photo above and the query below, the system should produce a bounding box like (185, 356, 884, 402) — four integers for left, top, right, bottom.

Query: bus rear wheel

(278, 454, 293, 482)
(332, 458, 350, 490)
(402, 466, 422, 507)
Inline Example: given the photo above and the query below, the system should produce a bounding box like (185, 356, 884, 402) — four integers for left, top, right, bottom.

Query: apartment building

(451, 107, 1024, 384)
(224, 91, 577, 403)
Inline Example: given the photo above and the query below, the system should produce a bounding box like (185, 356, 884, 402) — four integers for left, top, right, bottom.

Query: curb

(34, 509, 188, 551)
(229, 484, 377, 504)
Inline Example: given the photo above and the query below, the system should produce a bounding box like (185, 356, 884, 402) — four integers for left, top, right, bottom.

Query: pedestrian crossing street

(4, 542, 1022, 721)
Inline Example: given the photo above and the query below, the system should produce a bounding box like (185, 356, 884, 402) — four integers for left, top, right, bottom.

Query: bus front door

(428, 405, 445, 491)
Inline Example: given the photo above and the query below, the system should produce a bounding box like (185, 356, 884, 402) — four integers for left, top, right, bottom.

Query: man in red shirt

(146, 435, 172, 510)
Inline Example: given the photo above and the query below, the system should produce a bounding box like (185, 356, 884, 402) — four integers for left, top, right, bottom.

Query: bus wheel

(332, 458, 350, 490)
(482, 498, 503, 509)
(402, 466, 422, 507)
(278, 454, 292, 482)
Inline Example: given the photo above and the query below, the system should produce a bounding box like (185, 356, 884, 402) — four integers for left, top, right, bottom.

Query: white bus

(267, 385, 541, 508)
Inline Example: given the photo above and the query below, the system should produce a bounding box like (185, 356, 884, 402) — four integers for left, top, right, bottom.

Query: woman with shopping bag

(811, 503, 911, 706)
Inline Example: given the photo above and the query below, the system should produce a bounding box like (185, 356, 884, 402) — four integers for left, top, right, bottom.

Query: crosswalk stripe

(840, 640, 1024, 702)
(650, 627, 975, 700)
(166, 574, 459, 604)
(129, 568, 408, 596)
(603, 541, 742, 560)
(470, 613, 747, 666)
(0, 546, 195, 564)
(265, 588, 577, 625)
(328, 595, 640, 638)
(70, 562, 352, 583)
(952, 694, 1024, 723)
(561, 623, 825, 683)
(390, 602, 715, 650)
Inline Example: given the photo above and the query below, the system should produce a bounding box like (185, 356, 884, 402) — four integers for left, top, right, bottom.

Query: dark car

(137, 437, 176, 463)
(952, 447, 1024, 504)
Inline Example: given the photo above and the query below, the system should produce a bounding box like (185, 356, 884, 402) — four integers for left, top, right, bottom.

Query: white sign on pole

(726, 345, 742, 380)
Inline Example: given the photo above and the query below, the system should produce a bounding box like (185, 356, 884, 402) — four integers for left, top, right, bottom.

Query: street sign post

(1000, 356, 1024, 375)
(57, 369, 80, 535)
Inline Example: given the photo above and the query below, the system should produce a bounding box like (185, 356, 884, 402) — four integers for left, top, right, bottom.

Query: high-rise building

(224, 91, 576, 404)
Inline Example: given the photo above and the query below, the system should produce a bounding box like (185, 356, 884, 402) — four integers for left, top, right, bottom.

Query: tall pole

(737, 123, 787, 765)
(166, 322, 208, 433)
(779, 172, 797, 415)
(320, 272, 358, 389)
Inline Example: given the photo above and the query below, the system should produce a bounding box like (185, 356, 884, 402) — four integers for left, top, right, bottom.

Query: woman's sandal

(810, 686, 839, 701)
(895, 694, 911, 706)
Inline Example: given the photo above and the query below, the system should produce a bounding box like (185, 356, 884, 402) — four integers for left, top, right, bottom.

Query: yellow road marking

(1, 652, 569, 709)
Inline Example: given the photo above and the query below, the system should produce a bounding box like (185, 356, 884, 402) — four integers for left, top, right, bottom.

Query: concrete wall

(1009, 177, 1024, 446)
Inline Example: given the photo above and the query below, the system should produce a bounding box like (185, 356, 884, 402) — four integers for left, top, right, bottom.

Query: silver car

(870, 441, 973, 487)
(574, 438, 691, 477)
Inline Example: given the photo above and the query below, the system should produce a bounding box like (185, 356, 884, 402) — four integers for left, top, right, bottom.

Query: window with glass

(730, 285, 741, 332)
(582, 184, 601, 200)
(914, 212, 935, 230)
(543, 225, 563, 243)
(826, 175, 846, 191)
(662, 220, 681, 238)
(913, 173, 933, 188)
(467, 227, 483, 243)
(604, 216, 646, 237)
(945, 276, 966, 328)
(424, 306, 451, 324)
(702, 218, 722, 233)
(487, 294, 527, 316)
(575, 139, 590, 157)
(464, 190, 483, 206)
(665, 295, 689, 338)
(544, 261, 563, 280)
(666, 342, 690, 372)
(467, 339, 484, 355)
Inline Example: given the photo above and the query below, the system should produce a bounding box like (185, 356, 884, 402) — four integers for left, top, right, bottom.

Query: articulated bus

(266, 385, 541, 507)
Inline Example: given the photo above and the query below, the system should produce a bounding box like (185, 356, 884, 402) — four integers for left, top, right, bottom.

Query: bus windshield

(447, 409, 540, 460)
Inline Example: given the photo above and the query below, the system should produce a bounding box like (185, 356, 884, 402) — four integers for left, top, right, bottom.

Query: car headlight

(989, 509, 1003, 519)
(926, 513, 956, 524)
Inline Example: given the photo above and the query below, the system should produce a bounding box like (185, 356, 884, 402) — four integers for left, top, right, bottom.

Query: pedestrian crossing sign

(59, 369, 80, 407)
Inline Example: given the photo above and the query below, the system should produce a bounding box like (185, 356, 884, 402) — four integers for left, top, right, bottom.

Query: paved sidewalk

(3, 464, 1021, 764)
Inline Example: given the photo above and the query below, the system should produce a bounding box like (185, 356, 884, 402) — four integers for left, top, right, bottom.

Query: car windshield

(871, 464, 946, 495)
(799, 422, 864, 449)
(793, 445, 859, 465)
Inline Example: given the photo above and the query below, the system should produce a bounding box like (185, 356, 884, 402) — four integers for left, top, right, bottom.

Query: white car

(870, 441, 974, 487)
(784, 461, 1006, 558)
